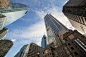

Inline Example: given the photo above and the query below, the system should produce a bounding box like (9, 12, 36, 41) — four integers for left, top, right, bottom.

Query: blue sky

(4, 0, 76, 57)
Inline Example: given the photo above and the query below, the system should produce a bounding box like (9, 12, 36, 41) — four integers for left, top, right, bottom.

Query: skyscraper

(0, 39, 13, 57)
(0, 1, 29, 40)
(44, 14, 69, 47)
(63, 0, 86, 33)
(43, 14, 86, 57)
(41, 35, 47, 48)
(0, 1, 29, 28)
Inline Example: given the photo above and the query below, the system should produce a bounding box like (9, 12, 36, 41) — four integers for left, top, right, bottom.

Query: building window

(50, 53, 51, 55)
(68, 43, 71, 46)
(71, 47, 74, 50)
(74, 52, 78, 55)
(43, 52, 44, 54)
(75, 45, 77, 48)
(71, 41, 73, 43)
(65, 39, 67, 41)
(81, 36, 84, 38)
(79, 50, 82, 53)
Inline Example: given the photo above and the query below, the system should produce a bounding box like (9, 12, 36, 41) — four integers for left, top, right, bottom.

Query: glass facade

(0, 1, 29, 27)
(44, 14, 69, 45)
(16, 45, 27, 57)
(75, 38, 86, 51)
(41, 35, 47, 48)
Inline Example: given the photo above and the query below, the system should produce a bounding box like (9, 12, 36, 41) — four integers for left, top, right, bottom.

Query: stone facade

(43, 30, 86, 57)
(0, 0, 11, 8)
(63, 0, 86, 34)
(63, 30, 86, 57)
(24, 43, 44, 57)
(0, 39, 13, 56)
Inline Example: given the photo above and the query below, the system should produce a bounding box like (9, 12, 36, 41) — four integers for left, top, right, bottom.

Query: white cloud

(35, 5, 75, 30)
(11, 39, 16, 41)
(6, 21, 46, 46)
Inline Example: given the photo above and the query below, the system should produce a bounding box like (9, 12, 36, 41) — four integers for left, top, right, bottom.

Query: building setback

(41, 35, 47, 48)
(63, 0, 86, 34)
(0, 39, 13, 56)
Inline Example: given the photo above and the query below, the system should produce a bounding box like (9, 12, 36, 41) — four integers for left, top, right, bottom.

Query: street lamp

(37, 52, 40, 57)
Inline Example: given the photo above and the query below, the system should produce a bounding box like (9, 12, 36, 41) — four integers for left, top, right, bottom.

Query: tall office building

(0, 39, 13, 57)
(41, 35, 47, 48)
(44, 14, 69, 47)
(0, 27, 8, 40)
(15, 43, 44, 57)
(0, 1, 29, 28)
(63, 0, 86, 33)
(0, 0, 11, 8)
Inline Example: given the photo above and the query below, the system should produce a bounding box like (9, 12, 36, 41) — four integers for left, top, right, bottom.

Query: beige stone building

(43, 30, 86, 57)
(0, 39, 13, 56)
(0, 0, 11, 8)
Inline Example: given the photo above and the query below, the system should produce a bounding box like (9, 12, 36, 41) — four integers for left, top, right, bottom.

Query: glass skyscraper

(0, 1, 29, 28)
(0, 1, 29, 40)
(44, 14, 69, 47)
(14, 45, 27, 57)
(41, 35, 47, 48)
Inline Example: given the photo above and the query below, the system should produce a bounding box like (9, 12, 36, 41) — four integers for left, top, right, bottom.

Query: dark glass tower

(44, 14, 69, 47)
(63, 0, 86, 33)
(41, 35, 47, 48)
